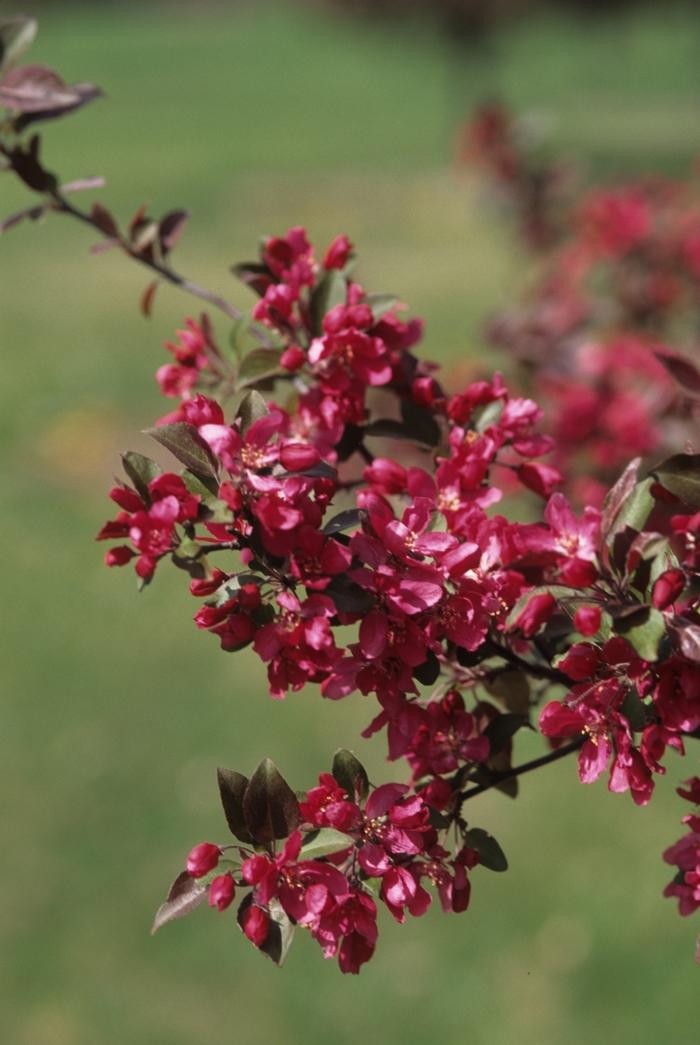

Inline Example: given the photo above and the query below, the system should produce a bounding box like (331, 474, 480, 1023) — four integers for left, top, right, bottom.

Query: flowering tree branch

(3, 18, 699, 975)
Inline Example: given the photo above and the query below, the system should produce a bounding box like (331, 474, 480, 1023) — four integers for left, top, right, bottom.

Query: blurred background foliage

(2, 2, 699, 1043)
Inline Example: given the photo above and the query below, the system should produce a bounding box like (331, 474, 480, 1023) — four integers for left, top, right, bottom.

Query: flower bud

(512, 592, 556, 638)
(241, 904, 270, 948)
(186, 842, 220, 878)
(279, 442, 321, 472)
(517, 462, 563, 498)
(652, 568, 685, 611)
(280, 344, 305, 371)
(574, 605, 601, 637)
(208, 873, 236, 912)
(323, 234, 353, 270)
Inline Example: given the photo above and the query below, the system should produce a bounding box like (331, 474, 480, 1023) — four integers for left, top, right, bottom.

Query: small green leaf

(331, 749, 369, 802)
(173, 538, 201, 561)
(473, 399, 504, 433)
(462, 827, 508, 872)
(145, 423, 219, 487)
(210, 573, 263, 607)
(364, 292, 399, 320)
(620, 688, 648, 732)
(609, 478, 654, 544)
(121, 451, 162, 502)
(613, 605, 666, 661)
(300, 827, 354, 860)
(601, 458, 642, 540)
(242, 758, 301, 845)
(217, 768, 252, 843)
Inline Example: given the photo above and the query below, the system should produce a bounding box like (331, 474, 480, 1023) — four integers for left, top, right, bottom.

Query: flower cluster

(462, 103, 700, 506)
(2, 35, 699, 973)
(663, 777, 700, 921)
(155, 753, 483, 974)
(91, 229, 700, 969)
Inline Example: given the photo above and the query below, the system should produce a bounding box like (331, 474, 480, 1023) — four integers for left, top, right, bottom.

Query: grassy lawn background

(2, 3, 699, 1042)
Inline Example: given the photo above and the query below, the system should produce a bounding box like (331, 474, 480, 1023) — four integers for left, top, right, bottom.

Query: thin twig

(459, 736, 585, 804)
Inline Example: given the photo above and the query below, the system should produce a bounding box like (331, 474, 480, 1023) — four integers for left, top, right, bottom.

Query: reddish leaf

(91, 202, 119, 239)
(151, 871, 206, 934)
(242, 758, 300, 845)
(654, 348, 700, 400)
(678, 624, 700, 663)
(0, 63, 101, 121)
(140, 279, 159, 317)
(159, 209, 189, 253)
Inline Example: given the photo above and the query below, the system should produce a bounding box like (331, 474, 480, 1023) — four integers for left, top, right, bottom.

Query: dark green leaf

(242, 758, 301, 845)
(484, 714, 527, 756)
(323, 508, 362, 536)
(121, 451, 162, 502)
(300, 827, 354, 860)
(484, 671, 531, 715)
(400, 397, 441, 447)
(236, 390, 267, 435)
(326, 575, 374, 615)
(237, 347, 284, 389)
(145, 422, 219, 487)
(331, 749, 369, 802)
(151, 871, 206, 934)
(310, 270, 346, 335)
(462, 827, 508, 872)
(217, 768, 252, 843)
(650, 454, 700, 508)
(413, 650, 440, 686)
(180, 469, 219, 506)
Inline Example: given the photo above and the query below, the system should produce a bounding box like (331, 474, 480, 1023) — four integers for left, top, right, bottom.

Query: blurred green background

(2, 2, 699, 1043)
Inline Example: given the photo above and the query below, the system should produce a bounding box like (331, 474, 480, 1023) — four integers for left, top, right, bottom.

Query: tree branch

(51, 190, 245, 324)
(459, 736, 584, 804)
